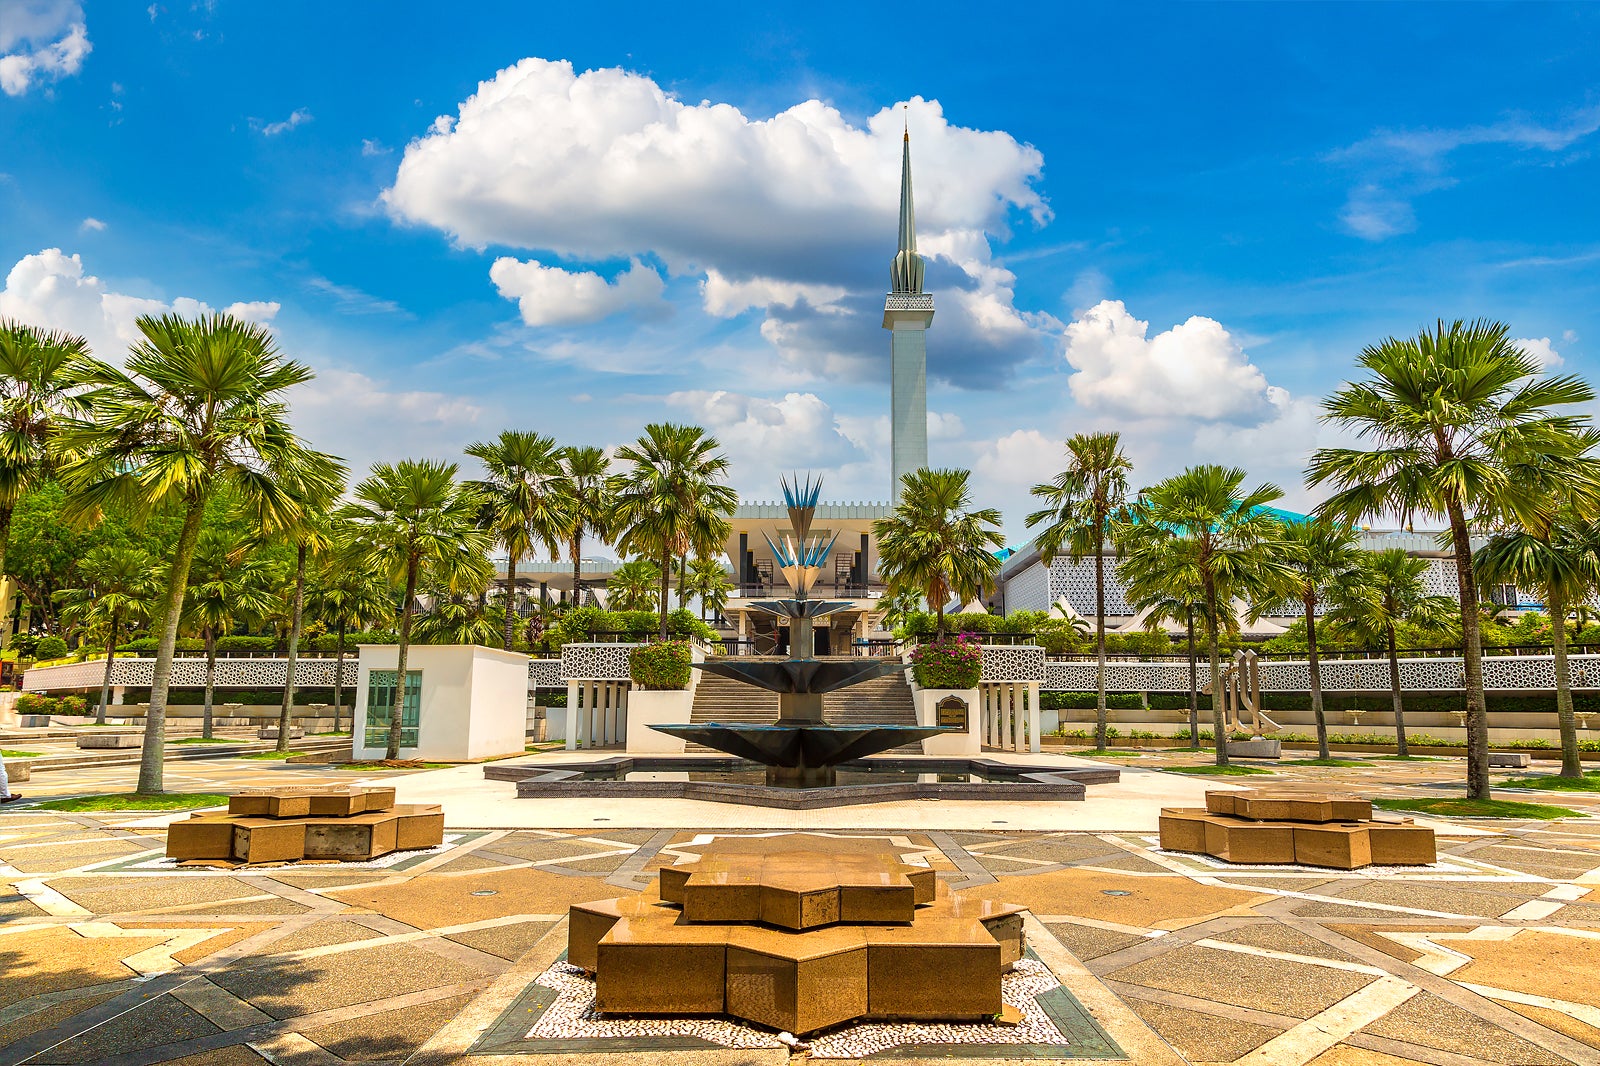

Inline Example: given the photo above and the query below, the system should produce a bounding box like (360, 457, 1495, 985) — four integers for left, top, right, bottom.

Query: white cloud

(288, 368, 489, 478)
(973, 429, 1058, 492)
(305, 276, 408, 317)
(489, 257, 666, 327)
(1062, 300, 1272, 421)
(665, 389, 864, 471)
(254, 108, 312, 137)
(78, 216, 105, 233)
(1338, 184, 1416, 241)
(360, 138, 390, 157)
(0, 249, 276, 363)
(382, 58, 1053, 384)
(0, 1, 89, 96)
(1513, 336, 1564, 371)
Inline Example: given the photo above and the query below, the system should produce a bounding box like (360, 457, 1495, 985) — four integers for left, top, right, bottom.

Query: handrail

(1047, 642, 1600, 663)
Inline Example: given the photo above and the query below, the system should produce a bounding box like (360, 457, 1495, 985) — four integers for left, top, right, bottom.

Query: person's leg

(0, 754, 18, 802)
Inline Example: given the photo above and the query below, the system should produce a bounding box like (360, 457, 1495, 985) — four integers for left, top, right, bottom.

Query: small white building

(351, 644, 529, 762)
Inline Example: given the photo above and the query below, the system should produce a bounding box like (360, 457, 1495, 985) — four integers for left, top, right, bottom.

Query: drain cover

(1102, 889, 1131, 896)
(471, 890, 498, 897)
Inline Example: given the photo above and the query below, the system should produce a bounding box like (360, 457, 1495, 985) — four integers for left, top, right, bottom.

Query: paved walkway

(2, 754, 1599, 1064)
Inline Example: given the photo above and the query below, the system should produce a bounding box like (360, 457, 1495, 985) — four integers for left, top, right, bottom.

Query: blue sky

(3, 1, 1598, 544)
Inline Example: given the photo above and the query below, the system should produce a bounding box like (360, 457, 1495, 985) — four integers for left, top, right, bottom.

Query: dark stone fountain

(650, 476, 948, 786)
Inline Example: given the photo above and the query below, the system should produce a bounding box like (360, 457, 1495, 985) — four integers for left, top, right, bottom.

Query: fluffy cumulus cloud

(0, 0, 90, 96)
(0, 249, 278, 362)
(288, 368, 489, 476)
(490, 257, 666, 327)
(665, 389, 865, 472)
(1062, 300, 1273, 422)
(1513, 336, 1564, 371)
(383, 58, 1052, 385)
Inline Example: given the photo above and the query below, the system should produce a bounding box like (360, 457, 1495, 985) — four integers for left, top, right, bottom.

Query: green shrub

(630, 640, 692, 690)
(57, 694, 88, 716)
(6, 632, 39, 657)
(15, 692, 55, 715)
(910, 635, 983, 688)
(34, 636, 68, 660)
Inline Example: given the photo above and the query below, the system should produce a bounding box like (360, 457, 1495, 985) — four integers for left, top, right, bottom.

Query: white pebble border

(1147, 847, 1464, 877)
(521, 957, 1076, 1058)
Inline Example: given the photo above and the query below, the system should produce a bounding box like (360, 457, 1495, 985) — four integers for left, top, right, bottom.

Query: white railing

(26, 655, 572, 692)
(1043, 654, 1600, 693)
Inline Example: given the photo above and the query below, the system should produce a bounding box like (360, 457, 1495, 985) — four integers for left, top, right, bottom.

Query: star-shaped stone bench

(1160, 789, 1436, 868)
(166, 786, 443, 865)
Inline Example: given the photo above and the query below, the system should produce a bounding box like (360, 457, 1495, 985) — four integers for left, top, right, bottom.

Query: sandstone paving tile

(262, 871, 401, 890)
(1360, 991, 1567, 1065)
(49, 875, 270, 913)
(0, 926, 167, 1008)
(1083, 853, 1172, 874)
(167, 897, 310, 916)
(2, 841, 152, 875)
(1211, 875, 1343, 892)
(982, 867, 1269, 926)
(1502, 1002, 1600, 1051)
(256, 918, 386, 956)
(209, 941, 466, 1020)
(979, 839, 1124, 864)
(326, 867, 621, 929)
(0, 987, 121, 1050)
(159, 1047, 273, 1066)
(300, 991, 474, 1061)
(1042, 922, 1149, 962)
(1289, 901, 1423, 919)
(0, 890, 46, 921)
(1335, 880, 1552, 918)
(1209, 922, 1364, 963)
(1448, 930, 1600, 1008)
(1122, 996, 1280, 1063)
(1306, 1043, 1460, 1065)
(557, 853, 632, 874)
(1469, 845, 1600, 876)
(564, 828, 662, 845)
(427, 852, 511, 873)
(1107, 943, 1377, 1019)
(1324, 924, 1468, 964)
(977, 854, 1054, 873)
(114, 921, 276, 965)
(445, 918, 557, 961)
(483, 835, 627, 863)
(36, 993, 219, 1064)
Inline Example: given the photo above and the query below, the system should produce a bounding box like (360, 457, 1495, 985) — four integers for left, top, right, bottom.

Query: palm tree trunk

(1205, 578, 1227, 766)
(0, 506, 13, 615)
(1446, 499, 1489, 799)
(658, 550, 672, 640)
(1387, 623, 1408, 758)
(571, 532, 582, 608)
(503, 550, 520, 651)
(1094, 530, 1108, 752)
(97, 611, 120, 726)
(1187, 608, 1199, 744)
(1550, 584, 1581, 778)
(388, 558, 418, 761)
(203, 629, 216, 741)
(333, 618, 346, 734)
(277, 543, 307, 753)
(677, 552, 688, 611)
(1306, 595, 1328, 760)
(139, 496, 206, 795)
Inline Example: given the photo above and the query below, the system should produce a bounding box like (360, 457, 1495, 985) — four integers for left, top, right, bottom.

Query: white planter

(625, 689, 693, 754)
(912, 686, 982, 755)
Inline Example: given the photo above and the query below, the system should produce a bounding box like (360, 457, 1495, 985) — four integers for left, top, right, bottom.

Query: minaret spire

(890, 114, 925, 294)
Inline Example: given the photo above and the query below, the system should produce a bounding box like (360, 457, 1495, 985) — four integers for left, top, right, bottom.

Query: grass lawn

(1374, 797, 1583, 820)
(1370, 754, 1445, 761)
(1067, 749, 1148, 758)
(168, 737, 234, 745)
(32, 792, 228, 812)
(311, 731, 352, 737)
(1161, 764, 1276, 776)
(1281, 758, 1374, 767)
(336, 761, 452, 771)
(236, 750, 297, 760)
(1, 749, 42, 758)
(1502, 772, 1600, 793)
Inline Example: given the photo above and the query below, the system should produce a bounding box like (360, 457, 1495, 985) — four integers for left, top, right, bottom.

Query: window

(365, 670, 421, 749)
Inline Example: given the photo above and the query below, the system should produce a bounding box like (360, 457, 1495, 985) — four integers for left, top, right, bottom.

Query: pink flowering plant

(910, 632, 983, 689)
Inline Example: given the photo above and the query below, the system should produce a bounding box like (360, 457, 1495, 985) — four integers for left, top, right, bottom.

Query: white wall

(352, 644, 529, 761)
(913, 685, 982, 755)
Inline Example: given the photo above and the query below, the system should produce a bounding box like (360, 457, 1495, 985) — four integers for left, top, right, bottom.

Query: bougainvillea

(910, 632, 983, 689)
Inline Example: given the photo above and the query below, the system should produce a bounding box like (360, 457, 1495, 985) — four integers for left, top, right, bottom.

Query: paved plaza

(3, 752, 1600, 1065)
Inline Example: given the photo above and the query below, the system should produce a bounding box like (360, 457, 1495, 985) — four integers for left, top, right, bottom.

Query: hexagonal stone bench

(166, 786, 442, 866)
(1161, 789, 1436, 869)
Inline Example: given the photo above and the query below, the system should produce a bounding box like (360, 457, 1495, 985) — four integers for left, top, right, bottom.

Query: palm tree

(610, 424, 738, 640)
(54, 543, 160, 725)
(1281, 517, 1362, 760)
(337, 460, 492, 759)
(413, 581, 500, 646)
(1309, 319, 1600, 798)
(271, 495, 339, 752)
(304, 551, 394, 733)
(1122, 466, 1294, 765)
(874, 468, 1004, 641)
(183, 529, 279, 739)
(1119, 535, 1214, 745)
(554, 446, 611, 609)
(607, 559, 662, 612)
(57, 313, 343, 793)
(467, 430, 565, 650)
(687, 556, 733, 624)
(1326, 550, 1458, 759)
(1477, 510, 1600, 778)
(0, 320, 91, 589)
(1027, 431, 1132, 751)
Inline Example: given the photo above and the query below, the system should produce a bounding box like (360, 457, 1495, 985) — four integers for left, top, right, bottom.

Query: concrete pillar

(615, 684, 628, 746)
(111, 686, 126, 706)
(1027, 682, 1041, 753)
(565, 681, 580, 750)
(1009, 685, 1022, 752)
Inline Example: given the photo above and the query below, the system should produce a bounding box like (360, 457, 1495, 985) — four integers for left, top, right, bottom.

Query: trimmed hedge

(911, 635, 983, 688)
(630, 640, 692, 690)
(114, 687, 351, 706)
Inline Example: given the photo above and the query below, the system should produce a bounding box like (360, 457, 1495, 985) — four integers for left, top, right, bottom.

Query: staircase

(686, 657, 922, 753)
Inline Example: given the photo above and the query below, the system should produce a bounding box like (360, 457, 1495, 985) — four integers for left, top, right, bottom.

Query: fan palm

(54, 543, 161, 725)
(554, 446, 612, 608)
(1027, 431, 1132, 750)
(1121, 466, 1294, 765)
(337, 460, 492, 759)
(56, 313, 343, 793)
(610, 424, 737, 639)
(607, 559, 662, 613)
(304, 549, 395, 733)
(874, 468, 1004, 641)
(270, 495, 340, 751)
(1309, 319, 1600, 797)
(1119, 535, 1216, 745)
(0, 320, 91, 588)
(1281, 517, 1363, 759)
(183, 529, 279, 739)
(687, 556, 733, 623)
(1325, 550, 1458, 758)
(413, 582, 500, 646)
(466, 430, 565, 649)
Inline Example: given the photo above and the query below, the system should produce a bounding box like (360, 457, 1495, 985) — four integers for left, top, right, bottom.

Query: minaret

(883, 121, 933, 502)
